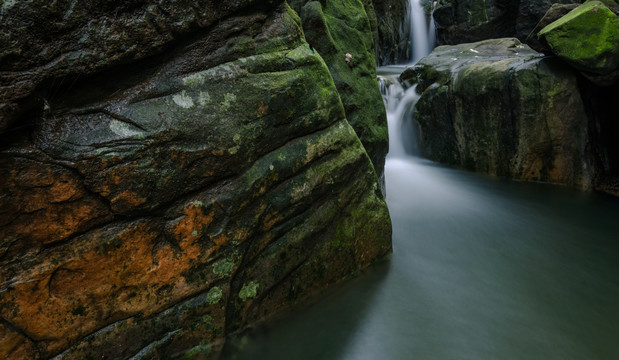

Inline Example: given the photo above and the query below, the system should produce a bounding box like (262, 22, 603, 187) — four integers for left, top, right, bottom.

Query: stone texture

(433, 0, 521, 44)
(432, 0, 583, 45)
(402, 38, 593, 188)
(290, 0, 389, 181)
(516, 0, 584, 40)
(371, 0, 411, 65)
(526, 3, 581, 54)
(0, 2, 392, 359)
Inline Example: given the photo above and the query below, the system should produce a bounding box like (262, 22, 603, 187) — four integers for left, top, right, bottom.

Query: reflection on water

(222, 156, 619, 360)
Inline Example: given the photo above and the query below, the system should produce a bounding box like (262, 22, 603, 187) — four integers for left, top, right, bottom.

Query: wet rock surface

(433, 0, 582, 45)
(537, 0, 619, 86)
(0, 2, 392, 359)
(402, 38, 594, 188)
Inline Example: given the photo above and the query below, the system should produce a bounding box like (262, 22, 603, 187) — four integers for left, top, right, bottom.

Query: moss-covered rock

(538, 1, 619, 84)
(0, 2, 391, 359)
(289, 0, 389, 181)
(526, 3, 581, 54)
(406, 38, 593, 188)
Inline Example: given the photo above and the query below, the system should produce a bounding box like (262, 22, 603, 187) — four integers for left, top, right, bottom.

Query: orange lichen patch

(0, 219, 213, 355)
(0, 324, 35, 360)
(263, 211, 283, 231)
(168, 203, 215, 246)
(0, 157, 112, 247)
(211, 233, 229, 247)
(257, 102, 269, 118)
(111, 190, 148, 208)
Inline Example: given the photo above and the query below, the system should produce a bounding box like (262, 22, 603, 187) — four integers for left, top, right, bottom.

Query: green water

(222, 156, 619, 360)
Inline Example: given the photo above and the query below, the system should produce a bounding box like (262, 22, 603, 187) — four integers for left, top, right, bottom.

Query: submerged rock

(403, 38, 593, 188)
(0, 2, 391, 359)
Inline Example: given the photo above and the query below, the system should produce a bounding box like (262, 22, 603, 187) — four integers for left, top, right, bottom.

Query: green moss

(206, 287, 223, 304)
(239, 281, 259, 301)
(212, 258, 235, 276)
(182, 340, 211, 359)
(539, 1, 619, 72)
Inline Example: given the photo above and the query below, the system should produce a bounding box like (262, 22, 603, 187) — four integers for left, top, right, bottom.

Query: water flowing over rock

(0, 1, 392, 359)
(402, 38, 593, 188)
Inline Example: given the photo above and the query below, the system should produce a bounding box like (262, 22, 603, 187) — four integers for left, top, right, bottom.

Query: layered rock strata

(0, 1, 392, 359)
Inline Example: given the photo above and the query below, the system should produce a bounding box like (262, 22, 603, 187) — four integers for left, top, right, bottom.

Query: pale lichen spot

(213, 258, 235, 276)
(206, 287, 223, 304)
(239, 281, 259, 301)
(228, 145, 240, 155)
(269, 164, 274, 171)
(221, 93, 237, 111)
(182, 72, 206, 87)
(172, 91, 194, 108)
(197, 91, 211, 106)
(191, 230, 198, 237)
(109, 119, 144, 138)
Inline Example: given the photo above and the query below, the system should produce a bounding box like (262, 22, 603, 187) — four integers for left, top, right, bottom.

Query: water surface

(222, 154, 619, 360)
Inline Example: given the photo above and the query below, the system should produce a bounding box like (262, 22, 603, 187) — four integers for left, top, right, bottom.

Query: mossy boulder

(526, 3, 581, 54)
(289, 0, 389, 181)
(538, 1, 619, 85)
(0, 2, 391, 359)
(405, 38, 593, 188)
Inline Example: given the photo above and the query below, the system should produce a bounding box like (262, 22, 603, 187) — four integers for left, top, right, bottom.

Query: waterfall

(408, 0, 436, 64)
(378, 0, 435, 159)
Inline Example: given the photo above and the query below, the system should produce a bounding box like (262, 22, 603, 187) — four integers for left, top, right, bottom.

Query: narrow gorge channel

(222, 1, 619, 359)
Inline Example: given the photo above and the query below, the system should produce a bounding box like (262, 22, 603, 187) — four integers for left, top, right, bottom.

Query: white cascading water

(379, 0, 435, 159)
(408, 0, 436, 63)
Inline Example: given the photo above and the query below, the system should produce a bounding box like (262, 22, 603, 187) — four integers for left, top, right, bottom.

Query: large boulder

(0, 2, 392, 359)
(402, 38, 593, 188)
(526, 3, 581, 54)
(538, 0, 619, 85)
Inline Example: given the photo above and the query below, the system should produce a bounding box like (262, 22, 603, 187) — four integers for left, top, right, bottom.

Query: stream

(221, 64, 619, 359)
(220, 1, 619, 358)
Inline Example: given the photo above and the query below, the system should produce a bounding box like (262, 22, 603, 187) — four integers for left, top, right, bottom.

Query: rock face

(372, 0, 411, 65)
(290, 0, 389, 179)
(0, 1, 392, 359)
(433, 0, 521, 44)
(402, 38, 593, 188)
(433, 0, 582, 45)
(537, 0, 619, 85)
(516, 0, 585, 40)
